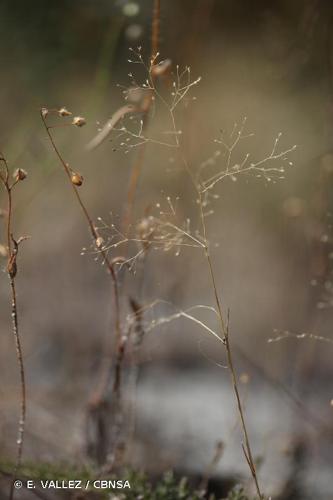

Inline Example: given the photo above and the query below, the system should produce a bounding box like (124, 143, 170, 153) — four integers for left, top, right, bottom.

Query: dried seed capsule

(71, 172, 83, 186)
(13, 168, 27, 182)
(95, 236, 104, 249)
(72, 116, 86, 127)
(58, 107, 72, 117)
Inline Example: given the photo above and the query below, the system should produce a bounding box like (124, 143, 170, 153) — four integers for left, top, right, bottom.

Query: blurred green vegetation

(0, 459, 259, 499)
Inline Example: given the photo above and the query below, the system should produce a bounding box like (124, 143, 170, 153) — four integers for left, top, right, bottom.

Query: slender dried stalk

(151, 0, 161, 59)
(197, 186, 264, 498)
(91, 0, 162, 465)
(86, 0, 163, 402)
(0, 156, 27, 500)
(85, 2, 163, 412)
(164, 77, 264, 495)
(121, 0, 161, 237)
(8, 276, 25, 500)
(81, 2, 163, 424)
(225, 317, 263, 498)
(40, 112, 121, 397)
(167, 140, 264, 495)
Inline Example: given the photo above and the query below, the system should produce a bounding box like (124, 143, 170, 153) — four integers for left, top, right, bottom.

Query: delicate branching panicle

(0, 153, 28, 500)
(198, 121, 296, 193)
(87, 49, 201, 153)
(84, 197, 205, 275)
(268, 329, 333, 345)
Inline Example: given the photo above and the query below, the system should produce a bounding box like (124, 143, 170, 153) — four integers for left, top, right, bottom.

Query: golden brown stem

(151, 0, 161, 59)
(40, 112, 121, 388)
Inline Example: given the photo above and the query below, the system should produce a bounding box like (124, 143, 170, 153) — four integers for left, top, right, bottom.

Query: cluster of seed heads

(41, 107, 87, 187)
(41, 106, 86, 127)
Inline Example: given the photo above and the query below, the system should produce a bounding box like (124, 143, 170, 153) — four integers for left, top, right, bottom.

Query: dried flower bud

(41, 107, 49, 118)
(72, 116, 86, 127)
(71, 172, 83, 186)
(95, 236, 104, 249)
(13, 168, 27, 182)
(58, 107, 72, 117)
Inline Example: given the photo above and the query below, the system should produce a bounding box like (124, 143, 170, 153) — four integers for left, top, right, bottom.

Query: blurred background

(0, 1, 333, 498)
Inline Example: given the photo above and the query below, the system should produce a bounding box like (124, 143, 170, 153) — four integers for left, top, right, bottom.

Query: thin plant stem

(225, 314, 263, 498)
(0, 156, 26, 500)
(197, 182, 264, 499)
(162, 75, 264, 494)
(8, 276, 26, 500)
(121, 0, 161, 237)
(151, 0, 161, 59)
(40, 113, 121, 397)
(172, 144, 264, 497)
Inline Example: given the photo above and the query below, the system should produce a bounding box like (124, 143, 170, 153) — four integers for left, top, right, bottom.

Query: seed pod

(58, 107, 72, 117)
(95, 236, 104, 249)
(71, 172, 83, 186)
(13, 168, 27, 182)
(72, 116, 86, 127)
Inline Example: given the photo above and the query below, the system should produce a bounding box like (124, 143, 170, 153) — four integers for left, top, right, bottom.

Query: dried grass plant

(0, 155, 28, 500)
(40, 0, 163, 471)
(40, 107, 123, 466)
(2, 2, 331, 500)
(39, 2, 301, 498)
(87, 45, 297, 497)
